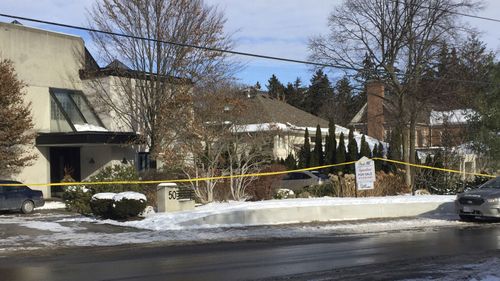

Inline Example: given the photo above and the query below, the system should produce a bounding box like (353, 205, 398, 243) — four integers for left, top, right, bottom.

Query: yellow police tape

(2, 158, 496, 187)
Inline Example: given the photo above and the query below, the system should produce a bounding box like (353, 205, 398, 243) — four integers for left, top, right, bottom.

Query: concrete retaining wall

(181, 201, 456, 227)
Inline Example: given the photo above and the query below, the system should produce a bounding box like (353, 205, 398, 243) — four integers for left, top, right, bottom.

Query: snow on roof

(430, 109, 476, 126)
(231, 122, 387, 152)
(74, 123, 108, 132)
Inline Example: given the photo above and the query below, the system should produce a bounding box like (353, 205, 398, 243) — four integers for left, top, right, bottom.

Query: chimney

(366, 80, 384, 141)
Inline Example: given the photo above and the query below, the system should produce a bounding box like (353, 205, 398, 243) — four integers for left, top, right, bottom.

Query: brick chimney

(366, 80, 385, 141)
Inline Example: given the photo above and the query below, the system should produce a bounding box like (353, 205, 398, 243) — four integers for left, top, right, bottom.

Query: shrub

(297, 191, 311, 198)
(247, 164, 286, 201)
(111, 192, 147, 220)
(306, 182, 336, 197)
(90, 193, 116, 218)
(274, 188, 295, 199)
(63, 164, 150, 215)
(88, 165, 141, 194)
(332, 172, 409, 197)
(62, 186, 92, 215)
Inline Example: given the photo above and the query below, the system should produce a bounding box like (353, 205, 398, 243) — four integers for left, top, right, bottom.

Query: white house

(0, 21, 143, 198)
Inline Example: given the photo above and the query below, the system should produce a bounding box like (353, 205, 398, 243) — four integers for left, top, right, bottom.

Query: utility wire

(0, 13, 359, 72)
(0, 13, 498, 87)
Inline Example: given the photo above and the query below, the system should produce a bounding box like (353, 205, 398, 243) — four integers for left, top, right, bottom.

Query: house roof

(238, 94, 329, 128)
(79, 49, 191, 84)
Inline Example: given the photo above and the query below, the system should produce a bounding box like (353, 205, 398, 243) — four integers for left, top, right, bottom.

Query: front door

(50, 147, 81, 197)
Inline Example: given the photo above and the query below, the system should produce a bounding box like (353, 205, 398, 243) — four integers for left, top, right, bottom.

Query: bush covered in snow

(111, 192, 147, 219)
(63, 164, 155, 215)
(90, 193, 116, 219)
(274, 188, 295, 199)
(90, 192, 147, 219)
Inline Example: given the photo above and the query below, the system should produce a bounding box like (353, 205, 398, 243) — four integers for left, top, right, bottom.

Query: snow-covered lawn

(0, 195, 464, 253)
(94, 195, 456, 231)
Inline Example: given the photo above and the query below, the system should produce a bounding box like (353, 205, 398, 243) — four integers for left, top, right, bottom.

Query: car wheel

(21, 200, 35, 214)
(459, 214, 475, 222)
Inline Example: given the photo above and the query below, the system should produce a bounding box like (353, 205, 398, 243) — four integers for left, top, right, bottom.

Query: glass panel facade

(54, 92, 86, 125)
(50, 89, 104, 132)
(71, 94, 101, 126)
(50, 97, 73, 132)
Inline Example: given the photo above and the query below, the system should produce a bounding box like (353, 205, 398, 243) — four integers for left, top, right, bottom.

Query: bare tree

(309, 0, 479, 187)
(85, 0, 235, 162)
(0, 59, 36, 176)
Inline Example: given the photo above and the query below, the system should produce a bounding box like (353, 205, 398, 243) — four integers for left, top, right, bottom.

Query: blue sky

(2, 0, 500, 88)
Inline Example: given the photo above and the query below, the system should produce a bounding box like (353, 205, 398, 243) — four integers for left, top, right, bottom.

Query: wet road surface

(0, 223, 499, 281)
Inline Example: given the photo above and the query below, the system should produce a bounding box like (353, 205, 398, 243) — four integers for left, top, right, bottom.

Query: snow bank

(92, 193, 116, 200)
(113, 192, 146, 202)
(99, 195, 455, 231)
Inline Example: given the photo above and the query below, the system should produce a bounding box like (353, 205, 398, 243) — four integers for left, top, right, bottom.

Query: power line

(0, 13, 497, 87)
(0, 13, 360, 72)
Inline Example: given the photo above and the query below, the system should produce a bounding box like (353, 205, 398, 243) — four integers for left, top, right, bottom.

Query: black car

(0, 180, 44, 214)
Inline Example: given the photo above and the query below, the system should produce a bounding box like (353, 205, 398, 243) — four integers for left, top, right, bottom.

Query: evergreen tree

(311, 124, 324, 167)
(333, 77, 357, 126)
(388, 128, 402, 161)
(325, 119, 337, 172)
(386, 128, 402, 173)
(346, 128, 359, 173)
(298, 128, 311, 168)
(266, 74, 285, 101)
(373, 143, 381, 171)
(303, 69, 332, 115)
(336, 132, 347, 173)
(284, 82, 301, 108)
(359, 135, 371, 158)
(284, 152, 297, 169)
(0, 59, 36, 176)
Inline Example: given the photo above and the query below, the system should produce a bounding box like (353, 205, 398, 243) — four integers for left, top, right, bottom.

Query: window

(137, 152, 151, 172)
(50, 88, 104, 132)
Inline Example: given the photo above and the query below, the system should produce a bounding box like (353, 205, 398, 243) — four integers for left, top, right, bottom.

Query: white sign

(355, 157, 376, 190)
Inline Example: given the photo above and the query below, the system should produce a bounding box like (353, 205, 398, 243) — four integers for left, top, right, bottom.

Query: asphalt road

(1, 223, 499, 281)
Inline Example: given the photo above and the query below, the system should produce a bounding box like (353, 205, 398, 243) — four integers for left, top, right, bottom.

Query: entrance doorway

(50, 147, 81, 197)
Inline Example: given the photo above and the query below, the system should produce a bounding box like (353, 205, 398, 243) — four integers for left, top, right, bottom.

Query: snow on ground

(0, 196, 465, 253)
(35, 201, 66, 210)
(88, 195, 456, 231)
(404, 258, 500, 281)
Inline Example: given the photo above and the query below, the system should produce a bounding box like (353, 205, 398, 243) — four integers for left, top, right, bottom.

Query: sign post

(355, 156, 376, 191)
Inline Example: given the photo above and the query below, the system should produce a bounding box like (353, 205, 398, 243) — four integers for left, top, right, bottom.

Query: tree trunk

(409, 116, 417, 194)
(402, 124, 411, 188)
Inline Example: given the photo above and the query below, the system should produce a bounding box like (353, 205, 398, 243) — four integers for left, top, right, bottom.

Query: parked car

(455, 176, 500, 220)
(278, 171, 330, 192)
(0, 180, 44, 214)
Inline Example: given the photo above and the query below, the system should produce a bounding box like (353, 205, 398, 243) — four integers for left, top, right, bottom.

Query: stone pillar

(366, 80, 385, 141)
(156, 182, 180, 212)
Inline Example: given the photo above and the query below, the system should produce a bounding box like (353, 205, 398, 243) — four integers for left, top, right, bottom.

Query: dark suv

(0, 180, 44, 214)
